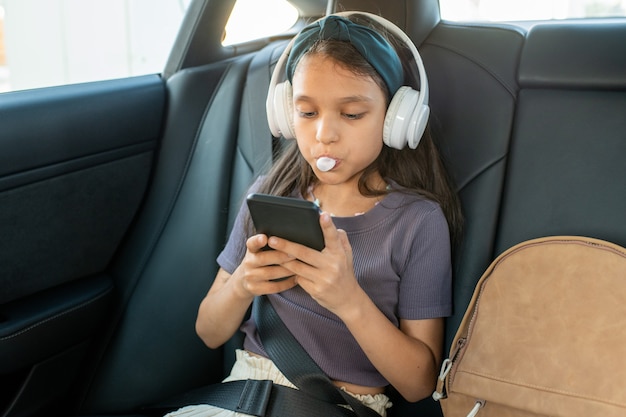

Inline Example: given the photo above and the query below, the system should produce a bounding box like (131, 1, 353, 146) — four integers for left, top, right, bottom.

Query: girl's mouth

(316, 157, 337, 172)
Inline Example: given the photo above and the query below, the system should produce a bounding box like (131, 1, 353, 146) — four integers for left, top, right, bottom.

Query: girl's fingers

(337, 229, 353, 265)
(246, 234, 267, 253)
(267, 217, 353, 285)
(246, 274, 298, 294)
(246, 234, 294, 264)
(267, 212, 339, 259)
(318, 212, 341, 251)
(241, 234, 299, 292)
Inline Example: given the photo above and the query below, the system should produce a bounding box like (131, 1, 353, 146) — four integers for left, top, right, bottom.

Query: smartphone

(246, 193, 325, 251)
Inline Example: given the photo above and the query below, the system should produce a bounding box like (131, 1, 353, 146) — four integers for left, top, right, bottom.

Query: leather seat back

(79, 56, 254, 413)
(496, 22, 626, 252)
(420, 22, 525, 348)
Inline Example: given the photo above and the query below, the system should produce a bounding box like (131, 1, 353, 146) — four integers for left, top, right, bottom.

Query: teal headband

(286, 15, 403, 96)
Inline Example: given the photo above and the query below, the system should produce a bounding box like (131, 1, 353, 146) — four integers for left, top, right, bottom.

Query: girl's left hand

(267, 212, 363, 316)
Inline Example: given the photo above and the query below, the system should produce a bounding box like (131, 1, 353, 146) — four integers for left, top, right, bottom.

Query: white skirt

(165, 350, 392, 417)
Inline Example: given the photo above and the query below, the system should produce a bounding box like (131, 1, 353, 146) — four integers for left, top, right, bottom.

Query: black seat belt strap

(143, 378, 355, 417)
(255, 296, 382, 417)
(143, 297, 381, 417)
(244, 40, 289, 175)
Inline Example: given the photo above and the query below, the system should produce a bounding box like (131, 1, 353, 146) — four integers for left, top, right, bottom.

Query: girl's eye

(298, 111, 316, 118)
(344, 113, 364, 120)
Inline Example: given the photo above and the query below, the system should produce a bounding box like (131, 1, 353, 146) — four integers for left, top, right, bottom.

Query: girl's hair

(255, 14, 463, 247)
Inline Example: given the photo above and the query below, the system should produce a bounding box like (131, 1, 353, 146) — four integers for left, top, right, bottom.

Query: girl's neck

(309, 176, 388, 217)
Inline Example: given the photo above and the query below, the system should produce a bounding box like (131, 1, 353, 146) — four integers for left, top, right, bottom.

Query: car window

(440, 0, 626, 21)
(222, 0, 298, 46)
(0, 0, 191, 93)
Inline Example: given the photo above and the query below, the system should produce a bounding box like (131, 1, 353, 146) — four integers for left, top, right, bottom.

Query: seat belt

(143, 378, 355, 417)
(255, 296, 382, 417)
(143, 296, 380, 417)
(242, 40, 290, 175)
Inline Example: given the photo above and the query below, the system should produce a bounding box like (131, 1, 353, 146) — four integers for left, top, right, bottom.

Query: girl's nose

(315, 116, 339, 144)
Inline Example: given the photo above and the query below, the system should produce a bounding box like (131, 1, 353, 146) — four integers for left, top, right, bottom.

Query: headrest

(518, 22, 626, 89)
(336, 0, 440, 46)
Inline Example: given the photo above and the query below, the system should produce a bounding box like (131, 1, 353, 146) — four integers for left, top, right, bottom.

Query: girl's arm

(196, 234, 298, 349)
(338, 291, 443, 402)
(195, 267, 253, 349)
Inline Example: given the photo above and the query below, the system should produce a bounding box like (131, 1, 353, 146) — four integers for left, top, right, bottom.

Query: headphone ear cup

(407, 103, 430, 149)
(383, 87, 430, 150)
(270, 81, 296, 140)
(383, 87, 418, 150)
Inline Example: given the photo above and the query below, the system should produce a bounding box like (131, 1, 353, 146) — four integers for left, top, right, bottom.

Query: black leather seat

(496, 21, 626, 253)
(77, 55, 256, 413)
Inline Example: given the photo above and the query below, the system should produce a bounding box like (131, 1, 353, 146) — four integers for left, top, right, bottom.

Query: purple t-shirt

(217, 182, 452, 387)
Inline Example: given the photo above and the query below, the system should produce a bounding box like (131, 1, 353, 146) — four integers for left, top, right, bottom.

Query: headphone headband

(339, 12, 429, 105)
(285, 15, 403, 97)
(266, 11, 430, 150)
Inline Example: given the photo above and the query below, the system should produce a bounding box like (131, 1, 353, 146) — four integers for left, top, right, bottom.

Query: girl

(172, 12, 462, 417)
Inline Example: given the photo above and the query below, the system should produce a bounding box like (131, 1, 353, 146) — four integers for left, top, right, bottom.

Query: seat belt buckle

(235, 379, 273, 417)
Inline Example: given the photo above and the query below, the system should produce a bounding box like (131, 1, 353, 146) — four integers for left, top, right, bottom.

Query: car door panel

(0, 75, 164, 303)
(0, 75, 165, 417)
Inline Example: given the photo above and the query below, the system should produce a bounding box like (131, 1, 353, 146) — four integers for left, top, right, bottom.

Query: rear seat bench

(76, 5, 626, 417)
(495, 22, 626, 254)
(420, 20, 525, 350)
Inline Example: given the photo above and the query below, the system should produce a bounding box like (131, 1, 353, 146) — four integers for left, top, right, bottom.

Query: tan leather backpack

(433, 236, 626, 417)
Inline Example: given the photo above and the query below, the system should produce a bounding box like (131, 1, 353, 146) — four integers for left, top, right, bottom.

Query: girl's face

(291, 54, 387, 186)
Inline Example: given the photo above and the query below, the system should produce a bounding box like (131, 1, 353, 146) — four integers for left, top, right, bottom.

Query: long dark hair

(255, 15, 463, 246)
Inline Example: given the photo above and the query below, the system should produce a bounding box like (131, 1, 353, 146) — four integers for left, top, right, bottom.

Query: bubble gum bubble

(316, 157, 336, 172)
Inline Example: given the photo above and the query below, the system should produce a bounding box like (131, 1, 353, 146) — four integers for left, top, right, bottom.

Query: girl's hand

(267, 212, 363, 316)
(235, 234, 298, 297)
(196, 235, 296, 349)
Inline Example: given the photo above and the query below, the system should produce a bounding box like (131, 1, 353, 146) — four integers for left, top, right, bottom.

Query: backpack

(433, 236, 626, 417)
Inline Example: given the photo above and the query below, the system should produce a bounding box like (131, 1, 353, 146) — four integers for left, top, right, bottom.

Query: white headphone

(266, 11, 430, 150)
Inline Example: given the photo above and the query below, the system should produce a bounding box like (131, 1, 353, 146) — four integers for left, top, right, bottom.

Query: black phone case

(246, 193, 324, 251)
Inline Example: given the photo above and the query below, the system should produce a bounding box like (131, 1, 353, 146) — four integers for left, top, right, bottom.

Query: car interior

(1, 0, 625, 416)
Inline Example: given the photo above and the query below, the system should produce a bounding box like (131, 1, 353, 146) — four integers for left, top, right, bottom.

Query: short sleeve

(216, 178, 266, 273)
(397, 206, 453, 320)
(216, 199, 250, 274)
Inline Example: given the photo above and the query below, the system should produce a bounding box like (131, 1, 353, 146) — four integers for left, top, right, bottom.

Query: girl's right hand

(196, 234, 297, 349)
(235, 234, 299, 297)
